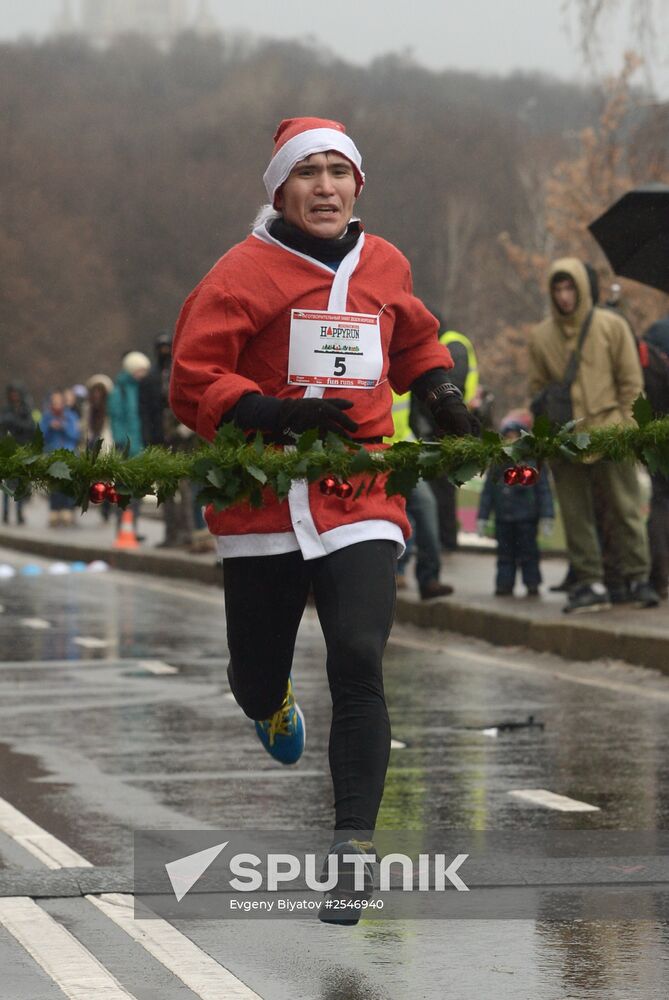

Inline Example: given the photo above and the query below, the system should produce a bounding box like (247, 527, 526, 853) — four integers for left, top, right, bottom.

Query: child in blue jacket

(477, 419, 555, 596)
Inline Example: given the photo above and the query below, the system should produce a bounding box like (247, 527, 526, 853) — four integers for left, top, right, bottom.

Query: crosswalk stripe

(0, 796, 263, 999)
(73, 636, 109, 649)
(0, 896, 137, 999)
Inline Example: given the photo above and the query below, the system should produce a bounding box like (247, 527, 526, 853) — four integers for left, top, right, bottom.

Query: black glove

(275, 397, 358, 436)
(426, 383, 481, 438)
(230, 393, 359, 439)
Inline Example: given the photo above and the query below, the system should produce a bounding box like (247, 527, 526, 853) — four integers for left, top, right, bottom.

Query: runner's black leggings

(223, 540, 397, 832)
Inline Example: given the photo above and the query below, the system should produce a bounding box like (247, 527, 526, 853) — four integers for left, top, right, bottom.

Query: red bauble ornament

(519, 466, 538, 486)
(335, 480, 353, 499)
(89, 482, 108, 504)
(320, 476, 337, 495)
(503, 467, 521, 485)
(104, 485, 121, 504)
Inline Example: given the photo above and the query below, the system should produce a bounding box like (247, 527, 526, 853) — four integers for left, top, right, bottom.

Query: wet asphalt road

(1, 545, 669, 999)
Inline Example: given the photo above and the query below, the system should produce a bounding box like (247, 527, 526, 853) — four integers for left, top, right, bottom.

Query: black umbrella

(588, 183, 669, 294)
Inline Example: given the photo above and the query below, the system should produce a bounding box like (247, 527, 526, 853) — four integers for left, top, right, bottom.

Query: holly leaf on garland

(31, 426, 44, 452)
(198, 487, 228, 512)
(215, 422, 246, 447)
(252, 431, 265, 456)
(47, 460, 72, 481)
(504, 432, 536, 461)
(417, 447, 443, 476)
(643, 446, 659, 474)
(531, 415, 552, 440)
(324, 431, 348, 453)
(247, 483, 264, 508)
(276, 470, 293, 499)
(245, 464, 268, 486)
(448, 461, 481, 487)
(206, 466, 226, 489)
(633, 395, 653, 428)
(297, 428, 320, 453)
(481, 429, 501, 447)
(502, 439, 525, 461)
(349, 447, 376, 474)
(643, 445, 669, 477)
(385, 466, 419, 499)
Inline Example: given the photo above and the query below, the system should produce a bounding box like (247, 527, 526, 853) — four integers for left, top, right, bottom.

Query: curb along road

(0, 527, 667, 677)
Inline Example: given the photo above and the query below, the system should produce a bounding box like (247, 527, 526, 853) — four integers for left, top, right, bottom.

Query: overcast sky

(1, 0, 667, 95)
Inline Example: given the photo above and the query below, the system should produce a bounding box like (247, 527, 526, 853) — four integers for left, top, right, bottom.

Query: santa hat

(263, 117, 365, 207)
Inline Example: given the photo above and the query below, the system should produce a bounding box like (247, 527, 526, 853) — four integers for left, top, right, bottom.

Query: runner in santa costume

(170, 116, 478, 922)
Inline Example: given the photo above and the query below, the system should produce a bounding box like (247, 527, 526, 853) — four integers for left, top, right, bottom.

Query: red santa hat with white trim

(263, 117, 365, 208)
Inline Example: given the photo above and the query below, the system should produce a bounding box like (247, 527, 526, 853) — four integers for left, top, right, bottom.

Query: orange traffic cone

(113, 509, 140, 549)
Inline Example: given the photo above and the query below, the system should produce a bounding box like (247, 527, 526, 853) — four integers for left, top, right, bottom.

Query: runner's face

(275, 152, 357, 239)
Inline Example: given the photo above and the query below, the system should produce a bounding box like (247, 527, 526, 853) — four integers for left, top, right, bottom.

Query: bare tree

(565, 0, 660, 74)
(486, 55, 669, 416)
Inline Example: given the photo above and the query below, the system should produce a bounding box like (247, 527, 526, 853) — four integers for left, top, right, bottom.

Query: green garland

(2, 398, 669, 512)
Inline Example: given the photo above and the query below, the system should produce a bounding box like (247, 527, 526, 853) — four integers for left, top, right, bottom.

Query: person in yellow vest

(411, 323, 479, 551)
(390, 392, 455, 599)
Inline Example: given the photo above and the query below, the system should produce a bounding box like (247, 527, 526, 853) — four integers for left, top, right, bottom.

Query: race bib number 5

(288, 309, 383, 389)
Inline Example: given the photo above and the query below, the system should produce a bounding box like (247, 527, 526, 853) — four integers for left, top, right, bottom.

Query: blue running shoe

(254, 678, 305, 765)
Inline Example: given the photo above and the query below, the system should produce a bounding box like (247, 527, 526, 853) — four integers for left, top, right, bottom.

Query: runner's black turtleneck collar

(268, 217, 362, 264)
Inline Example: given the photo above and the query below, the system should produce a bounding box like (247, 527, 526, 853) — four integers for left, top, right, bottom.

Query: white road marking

(73, 636, 109, 649)
(0, 796, 89, 869)
(508, 789, 600, 813)
(89, 894, 263, 999)
(137, 659, 178, 675)
(482, 727, 499, 737)
(389, 634, 669, 703)
(0, 896, 137, 999)
(0, 796, 263, 999)
(390, 738, 407, 749)
(19, 617, 51, 630)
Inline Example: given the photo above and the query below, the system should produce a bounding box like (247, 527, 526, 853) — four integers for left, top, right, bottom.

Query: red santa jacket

(170, 226, 452, 559)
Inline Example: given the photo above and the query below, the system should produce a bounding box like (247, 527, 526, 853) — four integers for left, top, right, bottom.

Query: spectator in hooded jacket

(529, 258, 659, 613)
(0, 381, 35, 525)
(477, 417, 554, 596)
